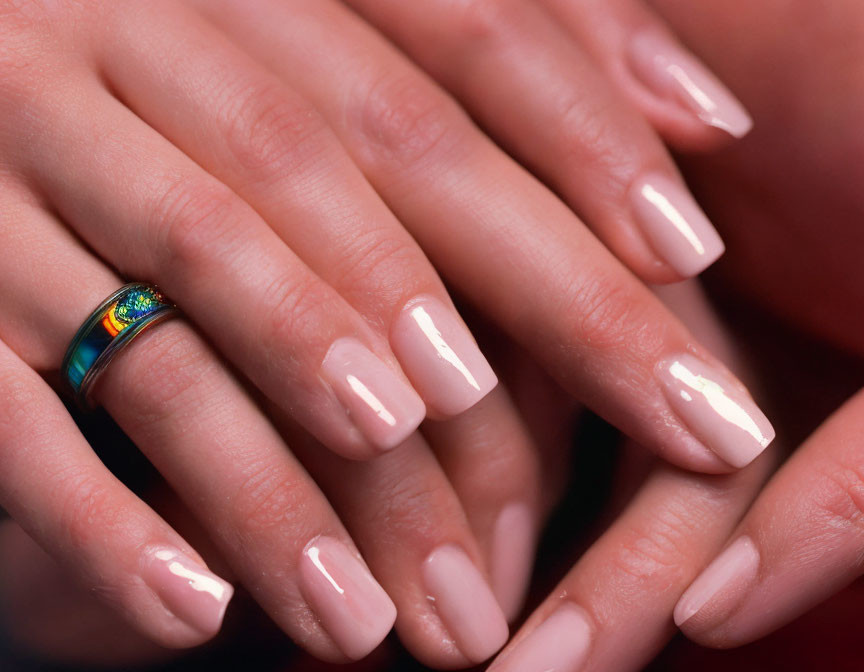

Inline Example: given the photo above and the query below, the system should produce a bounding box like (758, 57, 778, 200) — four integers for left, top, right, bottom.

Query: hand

(491, 0, 864, 667)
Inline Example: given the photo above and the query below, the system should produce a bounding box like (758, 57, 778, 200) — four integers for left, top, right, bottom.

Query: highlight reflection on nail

(141, 547, 233, 637)
(299, 536, 396, 660)
(630, 173, 724, 277)
(629, 31, 753, 138)
(658, 353, 775, 468)
(391, 296, 498, 416)
(320, 338, 425, 451)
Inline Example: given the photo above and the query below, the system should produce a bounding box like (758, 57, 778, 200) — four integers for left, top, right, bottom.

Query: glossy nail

(629, 31, 753, 138)
(299, 536, 396, 660)
(675, 536, 760, 626)
(141, 547, 233, 637)
(491, 504, 535, 621)
(630, 173, 725, 277)
(489, 604, 592, 672)
(321, 338, 425, 451)
(657, 353, 775, 468)
(391, 296, 498, 416)
(423, 544, 508, 662)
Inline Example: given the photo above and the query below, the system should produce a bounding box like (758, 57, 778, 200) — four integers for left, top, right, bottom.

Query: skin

(0, 0, 769, 665)
(7, 0, 857, 669)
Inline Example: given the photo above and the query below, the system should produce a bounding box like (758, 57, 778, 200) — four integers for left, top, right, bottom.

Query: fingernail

(489, 604, 592, 672)
(423, 544, 508, 662)
(675, 536, 760, 626)
(491, 504, 535, 621)
(141, 547, 233, 637)
(657, 353, 775, 468)
(629, 31, 753, 138)
(391, 296, 498, 416)
(299, 536, 396, 660)
(630, 173, 725, 277)
(321, 338, 426, 451)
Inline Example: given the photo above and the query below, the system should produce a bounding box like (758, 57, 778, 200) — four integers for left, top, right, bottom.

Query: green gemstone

(115, 287, 163, 324)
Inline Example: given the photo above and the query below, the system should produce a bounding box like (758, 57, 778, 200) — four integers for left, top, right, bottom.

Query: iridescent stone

(115, 287, 164, 324)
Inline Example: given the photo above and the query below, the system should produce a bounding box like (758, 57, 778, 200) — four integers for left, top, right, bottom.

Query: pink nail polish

(675, 536, 760, 626)
(629, 31, 753, 138)
(299, 536, 396, 660)
(489, 604, 592, 672)
(423, 544, 508, 663)
(391, 296, 498, 416)
(630, 173, 725, 277)
(657, 354, 775, 468)
(141, 547, 234, 637)
(491, 504, 535, 621)
(321, 338, 426, 452)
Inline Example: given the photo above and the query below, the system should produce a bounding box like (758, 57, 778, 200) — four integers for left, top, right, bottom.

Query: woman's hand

(0, 0, 774, 666)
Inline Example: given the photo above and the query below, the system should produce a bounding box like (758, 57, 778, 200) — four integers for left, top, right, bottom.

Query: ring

(62, 283, 179, 406)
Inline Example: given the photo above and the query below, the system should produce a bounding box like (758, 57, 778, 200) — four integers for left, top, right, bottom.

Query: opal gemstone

(115, 287, 164, 323)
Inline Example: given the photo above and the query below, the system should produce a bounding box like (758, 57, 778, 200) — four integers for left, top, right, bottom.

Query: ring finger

(0, 195, 396, 662)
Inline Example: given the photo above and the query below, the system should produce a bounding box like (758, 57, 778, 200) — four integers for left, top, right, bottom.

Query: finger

(12, 43, 424, 460)
(0, 335, 234, 649)
(92, 1, 499, 423)
(339, 0, 726, 281)
(422, 383, 543, 622)
(539, 0, 753, 148)
(674, 389, 864, 648)
(203, 0, 774, 473)
(0, 201, 395, 662)
(489, 278, 776, 671)
(488, 459, 770, 672)
(287, 429, 510, 668)
(0, 520, 175, 668)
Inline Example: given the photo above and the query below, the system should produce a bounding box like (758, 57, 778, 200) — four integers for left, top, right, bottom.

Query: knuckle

(150, 177, 244, 274)
(355, 71, 460, 169)
(810, 460, 864, 534)
(453, 0, 523, 43)
(55, 468, 125, 550)
(609, 505, 699, 584)
(229, 464, 311, 535)
(330, 230, 421, 298)
(102, 323, 216, 422)
(260, 271, 331, 349)
(218, 79, 330, 174)
(560, 271, 662, 356)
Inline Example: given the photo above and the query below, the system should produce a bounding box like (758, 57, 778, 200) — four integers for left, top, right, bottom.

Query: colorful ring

(62, 283, 179, 406)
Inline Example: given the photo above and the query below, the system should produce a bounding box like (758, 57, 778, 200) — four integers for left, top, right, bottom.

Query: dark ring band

(62, 283, 179, 406)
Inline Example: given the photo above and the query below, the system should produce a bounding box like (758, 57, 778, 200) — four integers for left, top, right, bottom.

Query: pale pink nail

(491, 504, 535, 621)
(657, 353, 775, 468)
(299, 536, 396, 660)
(321, 338, 426, 452)
(141, 547, 233, 637)
(423, 544, 508, 662)
(675, 536, 760, 626)
(630, 173, 725, 277)
(391, 296, 498, 416)
(489, 604, 592, 672)
(629, 31, 753, 138)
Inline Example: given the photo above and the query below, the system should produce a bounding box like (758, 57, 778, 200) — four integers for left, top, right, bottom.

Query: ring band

(62, 283, 179, 406)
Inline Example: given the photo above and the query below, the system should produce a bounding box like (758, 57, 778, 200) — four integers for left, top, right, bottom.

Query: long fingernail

(657, 354, 775, 468)
(321, 338, 426, 452)
(629, 31, 753, 138)
(675, 536, 760, 626)
(391, 296, 498, 416)
(141, 547, 233, 637)
(630, 173, 725, 277)
(491, 504, 535, 621)
(423, 544, 508, 662)
(299, 536, 396, 660)
(489, 604, 592, 672)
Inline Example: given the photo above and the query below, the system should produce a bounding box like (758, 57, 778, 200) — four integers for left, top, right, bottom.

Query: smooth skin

(0, 0, 772, 667)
